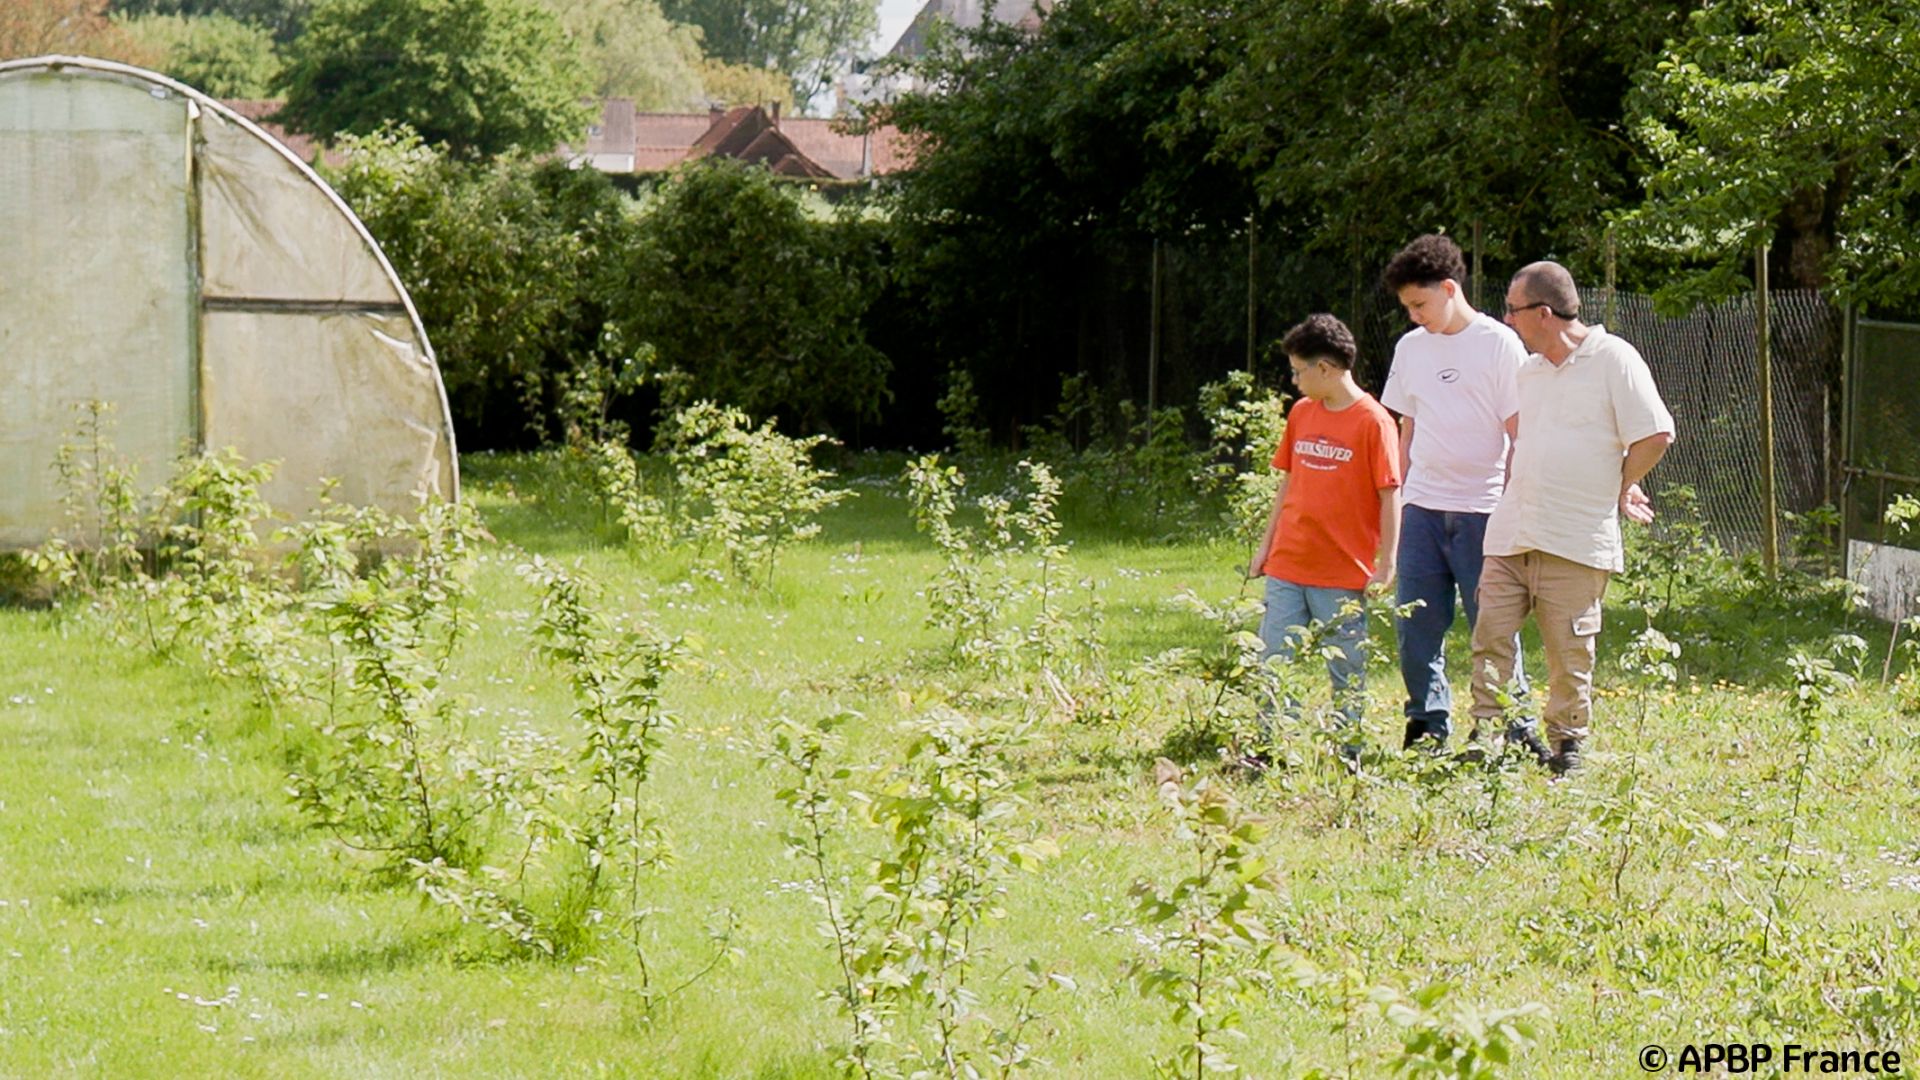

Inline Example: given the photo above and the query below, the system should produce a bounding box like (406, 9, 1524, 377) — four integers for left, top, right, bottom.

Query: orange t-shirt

(1262, 394, 1402, 590)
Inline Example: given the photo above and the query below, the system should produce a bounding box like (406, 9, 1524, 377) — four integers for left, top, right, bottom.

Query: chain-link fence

(1847, 319, 1920, 538)
(1098, 234, 1839, 556)
(1844, 317, 1920, 618)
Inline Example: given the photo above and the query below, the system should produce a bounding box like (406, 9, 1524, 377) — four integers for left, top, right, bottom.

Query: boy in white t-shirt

(1379, 235, 1531, 753)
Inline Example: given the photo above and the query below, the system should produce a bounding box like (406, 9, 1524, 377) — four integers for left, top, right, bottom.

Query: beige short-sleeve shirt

(1483, 326, 1675, 572)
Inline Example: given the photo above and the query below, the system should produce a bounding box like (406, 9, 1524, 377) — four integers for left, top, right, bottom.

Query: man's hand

(1620, 482, 1654, 525)
(1367, 559, 1396, 591)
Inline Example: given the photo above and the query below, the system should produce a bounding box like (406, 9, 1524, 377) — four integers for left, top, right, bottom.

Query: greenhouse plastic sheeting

(0, 56, 457, 548)
(0, 70, 196, 546)
(201, 311, 451, 517)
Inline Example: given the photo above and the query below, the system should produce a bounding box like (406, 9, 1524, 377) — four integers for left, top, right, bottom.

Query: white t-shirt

(1379, 313, 1525, 513)
(1483, 326, 1677, 573)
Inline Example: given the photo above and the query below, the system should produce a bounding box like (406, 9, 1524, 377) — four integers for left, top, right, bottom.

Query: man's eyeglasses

(1504, 301, 1549, 317)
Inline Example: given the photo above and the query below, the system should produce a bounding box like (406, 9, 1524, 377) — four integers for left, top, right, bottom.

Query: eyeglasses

(1504, 301, 1549, 317)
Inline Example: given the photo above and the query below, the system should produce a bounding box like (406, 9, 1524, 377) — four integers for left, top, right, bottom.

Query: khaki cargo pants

(1468, 550, 1610, 745)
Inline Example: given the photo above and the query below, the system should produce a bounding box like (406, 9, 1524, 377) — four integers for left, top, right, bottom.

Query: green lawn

(2, 450, 1916, 1078)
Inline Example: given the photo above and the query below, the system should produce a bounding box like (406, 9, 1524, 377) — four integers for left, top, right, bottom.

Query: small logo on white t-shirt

(1438, 368, 1461, 384)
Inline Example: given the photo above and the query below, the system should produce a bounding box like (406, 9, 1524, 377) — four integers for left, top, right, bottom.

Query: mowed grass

(2, 449, 1918, 1078)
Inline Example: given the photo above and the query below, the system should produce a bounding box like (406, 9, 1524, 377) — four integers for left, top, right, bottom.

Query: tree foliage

(1621, 0, 1920, 309)
(325, 126, 633, 444)
(659, 0, 875, 107)
(537, 0, 706, 108)
(2, 0, 157, 63)
(115, 11, 281, 96)
(108, 0, 310, 42)
(277, 0, 591, 159)
(621, 160, 891, 433)
(1194, 0, 1689, 272)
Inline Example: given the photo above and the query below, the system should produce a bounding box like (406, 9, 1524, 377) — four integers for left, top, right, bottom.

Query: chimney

(709, 104, 723, 125)
(770, 100, 781, 129)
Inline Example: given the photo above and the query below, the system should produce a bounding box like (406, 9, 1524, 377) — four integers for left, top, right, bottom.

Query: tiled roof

(635, 111, 723, 171)
(585, 98, 635, 157)
(220, 98, 911, 180)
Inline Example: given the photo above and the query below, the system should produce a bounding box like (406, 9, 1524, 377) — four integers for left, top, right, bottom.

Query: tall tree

(115, 12, 281, 96)
(1194, 0, 1689, 276)
(537, 0, 706, 108)
(660, 0, 876, 108)
(108, 0, 310, 43)
(1622, 0, 1920, 310)
(277, 0, 592, 159)
(3, 0, 157, 62)
(619, 159, 891, 432)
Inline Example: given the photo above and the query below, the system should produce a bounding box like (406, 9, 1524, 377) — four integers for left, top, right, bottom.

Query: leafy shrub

(621, 160, 892, 434)
(765, 709, 1064, 1078)
(906, 455, 1097, 674)
(327, 128, 635, 447)
(660, 401, 849, 585)
(1196, 371, 1288, 544)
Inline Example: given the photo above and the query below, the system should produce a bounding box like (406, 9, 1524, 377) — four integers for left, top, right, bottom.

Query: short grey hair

(1512, 261, 1580, 317)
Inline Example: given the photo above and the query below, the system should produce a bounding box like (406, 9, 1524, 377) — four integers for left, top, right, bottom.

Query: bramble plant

(937, 364, 991, 460)
(1154, 589, 1283, 762)
(1764, 648, 1852, 958)
(1130, 760, 1286, 1078)
(1371, 980, 1548, 1079)
(147, 450, 302, 706)
(1195, 372, 1287, 545)
(33, 400, 148, 596)
(519, 556, 681, 972)
(765, 708, 1065, 1079)
(905, 456, 1093, 676)
(584, 438, 669, 548)
(660, 401, 848, 586)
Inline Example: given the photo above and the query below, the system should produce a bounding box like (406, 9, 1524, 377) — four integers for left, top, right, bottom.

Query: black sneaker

(1504, 723, 1551, 768)
(1233, 749, 1273, 777)
(1454, 729, 1488, 765)
(1335, 741, 1364, 773)
(1401, 719, 1425, 751)
(1548, 739, 1583, 776)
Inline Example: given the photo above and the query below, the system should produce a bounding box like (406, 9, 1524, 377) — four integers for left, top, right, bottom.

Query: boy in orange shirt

(1247, 314, 1403, 759)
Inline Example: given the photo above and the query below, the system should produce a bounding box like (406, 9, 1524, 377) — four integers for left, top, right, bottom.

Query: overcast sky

(871, 0, 924, 54)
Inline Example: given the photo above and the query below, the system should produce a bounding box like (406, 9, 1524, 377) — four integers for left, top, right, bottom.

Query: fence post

(1471, 219, 1483, 312)
(1148, 237, 1162, 442)
(1604, 228, 1618, 326)
(1839, 302, 1854, 575)
(1246, 215, 1257, 374)
(1757, 243, 1779, 573)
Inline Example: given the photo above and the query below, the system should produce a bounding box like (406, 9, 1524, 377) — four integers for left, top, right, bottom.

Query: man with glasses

(1379, 235, 1529, 753)
(1470, 261, 1675, 775)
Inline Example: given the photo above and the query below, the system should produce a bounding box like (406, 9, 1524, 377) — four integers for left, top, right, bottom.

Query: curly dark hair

(1281, 313, 1357, 370)
(1382, 234, 1466, 292)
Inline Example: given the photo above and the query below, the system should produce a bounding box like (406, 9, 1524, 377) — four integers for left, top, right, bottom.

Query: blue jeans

(1259, 577, 1367, 732)
(1395, 504, 1525, 743)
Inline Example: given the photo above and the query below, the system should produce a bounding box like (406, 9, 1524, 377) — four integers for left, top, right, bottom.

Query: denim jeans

(1259, 576, 1367, 732)
(1395, 504, 1525, 743)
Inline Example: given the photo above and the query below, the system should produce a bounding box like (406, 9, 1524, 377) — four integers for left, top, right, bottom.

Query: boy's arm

(1248, 474, 1290, 580)
(1398, 416, 1415, 478)
(1367, 486, 1400, 589)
